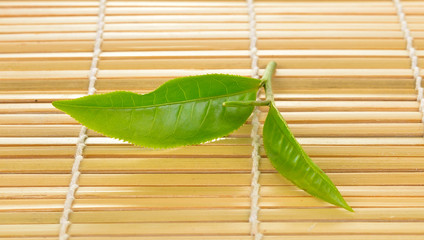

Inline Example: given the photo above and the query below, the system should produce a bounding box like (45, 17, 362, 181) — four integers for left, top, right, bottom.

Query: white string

(393, 0, 424, 125)
(58, 0, 106, 239)
(246, 0, 263, 239)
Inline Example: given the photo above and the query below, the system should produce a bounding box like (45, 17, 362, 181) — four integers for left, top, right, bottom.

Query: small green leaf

(263, 103, 353, 212)
(53, 74, 261, 148)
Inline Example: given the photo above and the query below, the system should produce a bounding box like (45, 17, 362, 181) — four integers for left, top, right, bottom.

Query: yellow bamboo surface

(1, 0, 424, 239)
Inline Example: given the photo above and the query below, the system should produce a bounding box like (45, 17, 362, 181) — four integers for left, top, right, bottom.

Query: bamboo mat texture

(1, 0, 424, 239)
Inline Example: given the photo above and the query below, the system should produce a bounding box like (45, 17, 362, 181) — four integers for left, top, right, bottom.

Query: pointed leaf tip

(263, 103, 353, 212)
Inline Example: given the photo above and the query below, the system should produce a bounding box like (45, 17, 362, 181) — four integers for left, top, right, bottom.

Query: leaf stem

(261, 61, 277, 103)
(223, 100, 270, 107)
(222, 61, 277, 108)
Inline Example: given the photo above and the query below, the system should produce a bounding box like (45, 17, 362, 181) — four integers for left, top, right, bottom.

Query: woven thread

(246, 0, 263, 239)
(393, 0, 424, 125)
(58, 0, 106, 239)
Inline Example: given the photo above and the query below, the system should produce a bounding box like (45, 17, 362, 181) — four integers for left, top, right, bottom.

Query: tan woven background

(1, 0, 424, 239)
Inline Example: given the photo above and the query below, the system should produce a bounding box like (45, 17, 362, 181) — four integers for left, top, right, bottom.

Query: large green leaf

(53, 74, 261, 148)
(263, 103, 353, 212)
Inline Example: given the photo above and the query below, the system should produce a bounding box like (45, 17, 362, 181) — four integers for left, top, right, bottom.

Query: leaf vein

(57, 89, 257, 109)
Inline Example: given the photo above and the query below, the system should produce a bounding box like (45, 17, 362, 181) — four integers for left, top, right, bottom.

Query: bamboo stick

(0, 224, 58, 237)
(0, 8, 99, 17)
(0, 58, 416, 71)
(0, 94, 84, 102)
(261, 186, 424, 197)
(0, 154, 412, 171)
(0, 1, 412, 8)
(261, 222, 424, 234)
(0, 222, 250, 236)
(1, 69, 417, 80)
(0, 52, 93, 59)
(0, 7, 236, 17)
(0, 186, 253, 199)
(256, 2, 409, 7)
(97, 7, 403, 15)
(0, 15, 404, 25)
(0, 39, 416, 52)
(0, 104, 62, 114)
(0, 81, 90, 92)
(0, 146, 76, 157)
(100, 23, 405, 31)
(0, 212, 60, 224)
(0, 114, 76, 124)
(3, 197, 424, 212)
(0, 238, 250, 240)
(25, 237, 424, 240)
(108, 39, 409, 51)
(2, 22, 416, 32)
(0, 16, 97, 25)
(3, 136, 424, 145)
(85, 81, 420, 92)
(0, 172, 423, 187)
(0, 31, 409, 42)
(89, 144, 423, 157)
(262, 237, 424, 240)
(2, 155, 424, 173)
(0, 16, 248, 25)
(0, 70, 89, 79)
(260, 112, 422, 123)
(0, 222, 423, 237)
(2, 185, 424, 199)
(78, 79, 420, 92)
(256, 15, 400, 23)
(263, 196, 424, 208)
(0, 2, 99, 7)
(0, 174, 252, 187)
(272, 101, 419, 111)
(100, 58, 411, 70)
(19, 22, 404, 34)
(3, 145, 424, 157)
(261, 208, 424, 221)
(261, 172, 424, 186)
(0, 112, 420, 125)
(7, 6, 413, 16)
(138, 2, 394, 7)
(0, 41, 94, 53)
(271, 78, 415, 90)
(0, 198, 252, 211)
(0, 209, 252, 224)
(272, 92, 417, 100)
(46, 49, 410, 58)
(4, 208, 424, 224)
(1, 123, 423, 137)
(0, 2, 242, 7)
(271, 89, 417, 95)
(5, 237, 420, 240)
(98, 69, 417, 78)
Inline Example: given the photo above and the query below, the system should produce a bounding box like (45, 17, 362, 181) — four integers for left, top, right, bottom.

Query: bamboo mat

(1, 0, 424, 239)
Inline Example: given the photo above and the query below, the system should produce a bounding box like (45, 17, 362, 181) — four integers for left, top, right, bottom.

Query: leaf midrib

(56, 88, 258, 109)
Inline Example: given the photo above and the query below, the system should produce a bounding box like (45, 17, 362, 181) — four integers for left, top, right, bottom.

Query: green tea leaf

(263, 103, 353, 212)
(53, 74, 261, 148)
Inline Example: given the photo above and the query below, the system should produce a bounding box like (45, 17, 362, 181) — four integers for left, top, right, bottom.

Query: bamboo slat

(4, 237, 424, 240)
(2, 0, 424, 239)
(2, 185, 424, 199)
(2, 156, 424, 173)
